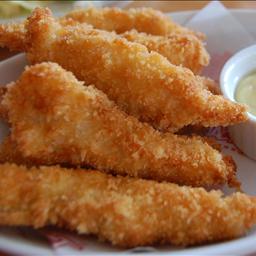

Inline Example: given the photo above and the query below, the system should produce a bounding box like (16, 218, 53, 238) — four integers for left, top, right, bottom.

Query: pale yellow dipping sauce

(235, 71, 256, 116)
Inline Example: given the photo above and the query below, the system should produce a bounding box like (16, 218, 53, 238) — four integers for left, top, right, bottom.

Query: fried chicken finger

(2, 62, 239, 187)
(0, 22, 209, 74)
(0, 163, 255, 247)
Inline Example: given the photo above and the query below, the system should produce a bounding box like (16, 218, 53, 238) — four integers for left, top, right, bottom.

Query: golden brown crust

(0, 163, 255, 247)
(0, 20, 209, 74)
(2, 62, 238, 187)
(22, 8, 247, 132)
(0, 6, 204, 54)
(0, 136, 36, 166)
(0, 22, 26, 51)
(61, 7, 209, 74)
(0, 8, 245, 131)
(121, 29, 209, 74)
(0, 86, 7, 120)
(62, 7, 204, 38)
(60, 19, 209, 74)
(198, 76, 221, 95)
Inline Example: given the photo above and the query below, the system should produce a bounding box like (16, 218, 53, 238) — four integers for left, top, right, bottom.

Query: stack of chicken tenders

(0, 6, 254, 248)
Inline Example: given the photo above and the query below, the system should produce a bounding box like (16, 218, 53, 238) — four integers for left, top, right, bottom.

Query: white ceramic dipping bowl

(220, 44, 256, 160)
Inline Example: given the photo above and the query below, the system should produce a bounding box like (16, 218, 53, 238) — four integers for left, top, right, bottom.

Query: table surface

(0, 1, 256, 256)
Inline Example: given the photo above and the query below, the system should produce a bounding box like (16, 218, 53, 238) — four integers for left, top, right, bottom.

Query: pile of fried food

(0, 6, 254, 249)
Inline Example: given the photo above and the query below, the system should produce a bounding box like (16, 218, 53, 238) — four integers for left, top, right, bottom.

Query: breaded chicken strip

(0, 135, 223, 166)
(17, 8, 246, 132)
(60, 11, 209, 74)
(0, 78, 220, 126)
(62, 7, 203, 38)
(2, 62, 238, 187)
(0, 163, 255, 247)
(61, 18, 209, 74)
(0, 22, 209, 74)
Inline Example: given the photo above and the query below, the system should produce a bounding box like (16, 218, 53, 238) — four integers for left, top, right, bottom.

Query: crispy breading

(61, 19, 209, 74)
(19, 8, 246, 132)
(121, 30, 209, 74)
(62, 7, 204, 38)
(0, 163, 255, 247)
(0, 23, 26, 51)
(61, 8, 209, 74)
(0, 76, 216, 126)
(197, 76, 221, 95)
(0, 8, 237, 131)
(0, 21, 209, 74)
(0, 136, 36, 166)
(2, 62, 239, 187)
(0, 86, 7, 120)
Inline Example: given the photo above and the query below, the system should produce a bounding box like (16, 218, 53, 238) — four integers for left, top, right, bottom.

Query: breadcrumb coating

(62, 7, 204, 38)
(0, 23, 25, 51)
(60, 19, 209, 74)
(0, 19, 209, 74)
(2, 62, 239, 187)
(0, 9, 231, 131)
(0, 86, 7, 120)
(197, 76, 221, 95)
(121, 30, 209, 74)
(0, 163, 255, 247)
(0, 136, 36, 166)
(21, 8, 247, 132)
(61, 8, 209, 74)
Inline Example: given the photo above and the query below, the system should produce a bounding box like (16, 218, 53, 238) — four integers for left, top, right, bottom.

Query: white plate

(1, 9, 256, 256)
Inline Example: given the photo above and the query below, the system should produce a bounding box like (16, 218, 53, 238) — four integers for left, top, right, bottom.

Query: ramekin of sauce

(220, 45, 256, 160)
(236, 71, 256, 116)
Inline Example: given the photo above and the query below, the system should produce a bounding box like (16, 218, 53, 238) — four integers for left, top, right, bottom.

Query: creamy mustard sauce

(235, 71, 256, 116)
